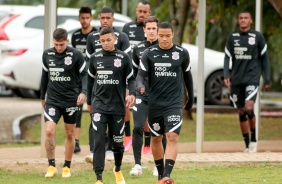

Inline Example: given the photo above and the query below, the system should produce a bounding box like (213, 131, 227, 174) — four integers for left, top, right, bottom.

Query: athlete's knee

(166, 132, 178, 143)
(246, 110, 255, 119)
(238, 111, 247, 122)
(133, 126, 143, 135)
(65, 131, 75, 140)
(112, 145, 124, 153)
(45, 128, 55, 138)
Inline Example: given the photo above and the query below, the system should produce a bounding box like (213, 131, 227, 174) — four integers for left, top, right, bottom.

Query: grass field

(0, 162, 281, 184)
(22, 112, 282, 145)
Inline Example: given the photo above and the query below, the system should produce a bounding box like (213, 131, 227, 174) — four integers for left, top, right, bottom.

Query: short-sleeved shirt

(87, 49, 135, 115)
(139, 44, 191, 109)
(41, 46, 87, 107)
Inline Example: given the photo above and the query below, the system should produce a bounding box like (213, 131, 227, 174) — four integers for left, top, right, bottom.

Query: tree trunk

(268, 0, 282, 18)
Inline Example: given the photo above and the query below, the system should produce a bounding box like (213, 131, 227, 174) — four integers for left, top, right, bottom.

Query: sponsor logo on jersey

(96, 70, 119, 85)
(138, 44, 145, 48)
(81, 38, 87, 42)
(48, 52, 55, 55)
(168, 115, 181, 122)
(64, 56, 72, 65)
(95, 53, 103, 57)
(154, 63, 177, 77)
(49, 68, 71, 82)
(115, 53, 124, 58)
(66, 52, 73, 56)
(136, 98, 142, 104)
(129, 31, 136, 37)
(74, 32, 80, 35)
(232, 33, 240, 37)
(113, 135, 124, 143)
(248, 37, 255, 45)
(246, 85, 255, 92)
(234, 40, 240, 46)
(175, 46, 183, 51)
(150, 47, 158, 51)
(162, 54, 169, 58)
(153, 123, 160, 131)
(93, 113, 101, 122)
(66, 106, 79, 116)
(153, 55, 159, 58)
(129, 24, 137, 28)
(172, 51, 179, 60)
(234, 47, 252, 60)
(48, 108, 55, 116)
(114, 59, 122, 67)
(97, 61, 104, 69)
(49, 62, 56, 66)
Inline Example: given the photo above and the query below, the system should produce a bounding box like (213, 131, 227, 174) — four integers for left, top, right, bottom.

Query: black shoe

(74, 142, 81, 153)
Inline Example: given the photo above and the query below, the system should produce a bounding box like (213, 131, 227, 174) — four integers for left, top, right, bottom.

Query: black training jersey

(40, 46, 87, 107)
(87, 49, 136, 115)
(71, 27, 97, 59)
(223, 29, 270, 85)
(139, 44, 191, 109)
(122, 20, 145, 51)
(85, 27, 131, 60)
(132, 40, 158, 101)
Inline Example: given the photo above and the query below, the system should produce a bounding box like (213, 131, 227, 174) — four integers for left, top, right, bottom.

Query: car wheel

(205, 70, 230, 105)
(13, 88, 38, 99)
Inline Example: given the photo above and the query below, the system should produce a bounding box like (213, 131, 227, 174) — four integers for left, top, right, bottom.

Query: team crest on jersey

(48, 108, 55, 116)
(153, 123, 160, 131)
(93, 113, 101, 122)
(64, 56, 72, 65)
(114, 59, 122, 67)
(248, 37, 255, 45)
(136, 98, 142, 104)
(172, 51, 179, 60)
(232, 94, 238, 102)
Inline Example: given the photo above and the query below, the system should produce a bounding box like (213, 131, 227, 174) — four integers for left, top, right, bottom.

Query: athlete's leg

(45, 121, 57, 161)
(124, 89, 132, 152)
(74, 104, 83, 153)
(64, 123, 76, 161)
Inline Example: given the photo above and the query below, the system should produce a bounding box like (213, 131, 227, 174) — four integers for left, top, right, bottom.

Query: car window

(25, 15, 78, 29)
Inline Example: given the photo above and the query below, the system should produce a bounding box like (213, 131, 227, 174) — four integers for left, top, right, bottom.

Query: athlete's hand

(224, 78, 230, 88)
(41, 99, 46, 108)
(87, 105, 92, 113)
(77, 93, 86, 106)
(139, 85, 145, 95)
(126, 95, 135, 107)
(184, 100, 193, 111)
(263, 84, 270, 91)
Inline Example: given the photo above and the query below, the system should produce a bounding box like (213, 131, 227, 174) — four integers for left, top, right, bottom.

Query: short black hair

(238, 11, 252, 19)
(158, 22, 173, 32)
(99, 6, 114, 16)
(140, 0, 150, 6)
(53, 28, 68, 40)
(79, 6, 92, 15)
(100, 26, 115, 36)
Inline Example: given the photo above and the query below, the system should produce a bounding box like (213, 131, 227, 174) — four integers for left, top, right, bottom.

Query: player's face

(238, 13, 252, 31)
(136, 3, 151, 23)
(100, 33, 117, 51)
(53, 39, 69, 53)
(144, 22, 158, 42)
(157, 28, 174, 50)
(99, 13, 115, 28)
(79, 13, 92, 30)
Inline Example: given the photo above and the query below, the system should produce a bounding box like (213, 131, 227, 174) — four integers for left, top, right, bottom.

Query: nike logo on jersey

(76, 39, 80, 42)
(153, 55, 159, 58)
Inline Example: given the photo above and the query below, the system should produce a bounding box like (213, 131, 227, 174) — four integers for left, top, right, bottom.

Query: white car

(0, 5, 131, 41)
(0, 20, 128, 98)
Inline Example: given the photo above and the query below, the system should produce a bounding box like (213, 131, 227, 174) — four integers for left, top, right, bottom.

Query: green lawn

(22, 112, 282, 145)
(0, 162, 281, 184)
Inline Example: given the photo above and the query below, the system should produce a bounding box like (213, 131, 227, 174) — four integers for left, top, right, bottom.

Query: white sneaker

(249, 142, 257, 153)
(129, 164, 142, 176)
(85, 152, 93, 163)
(152, 166, 158, 177)
(106, 150, 114, 161)
(243, 148, 249, 153)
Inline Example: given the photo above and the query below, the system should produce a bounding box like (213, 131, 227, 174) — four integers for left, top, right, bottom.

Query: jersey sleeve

(132, 45, 139, 77)
(86, 33, 94, 61)
(223, 34, 233, 79)
(76, 51, 87, 95)
(40, 51, 49, 100)
(257, 33, 270, 85)
(181, 48, 191, 73)
(87, 55, 96, 105)
(139, 48, 149, 72)
(124, 53, 136, 96)
(120, 32, 132, 59)
(71, 32, 75, 48)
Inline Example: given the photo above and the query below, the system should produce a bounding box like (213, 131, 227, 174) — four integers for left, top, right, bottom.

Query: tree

(268, 0, 282, 18)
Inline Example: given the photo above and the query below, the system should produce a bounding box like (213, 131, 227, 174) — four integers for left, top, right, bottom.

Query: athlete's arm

(86, 34, 94, 61)
(120, 32, 132, 59)
(71, 31, 75, 48)
(132, 45, 140, 77)
(87, 55, 95, 106)
(258, 33, 271, 88)
(136, 49, 149, 94)
(223, 34, 232, 88)
(40, 52, 49, 102)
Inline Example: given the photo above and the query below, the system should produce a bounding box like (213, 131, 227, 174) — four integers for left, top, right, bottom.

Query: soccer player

(41, 28, 87, 178)
(122, 0, 151, 153)
(129, 16, 159, 176)
(87, 26, 136, 184)
(136, 22, 194, 184)
(223, 11, 270, 153)
(71, 6, 96, 154)
(85, 6, 131, 162)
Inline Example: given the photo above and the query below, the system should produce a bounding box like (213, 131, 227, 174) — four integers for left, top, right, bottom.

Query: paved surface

(1, 97, 282, 163)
